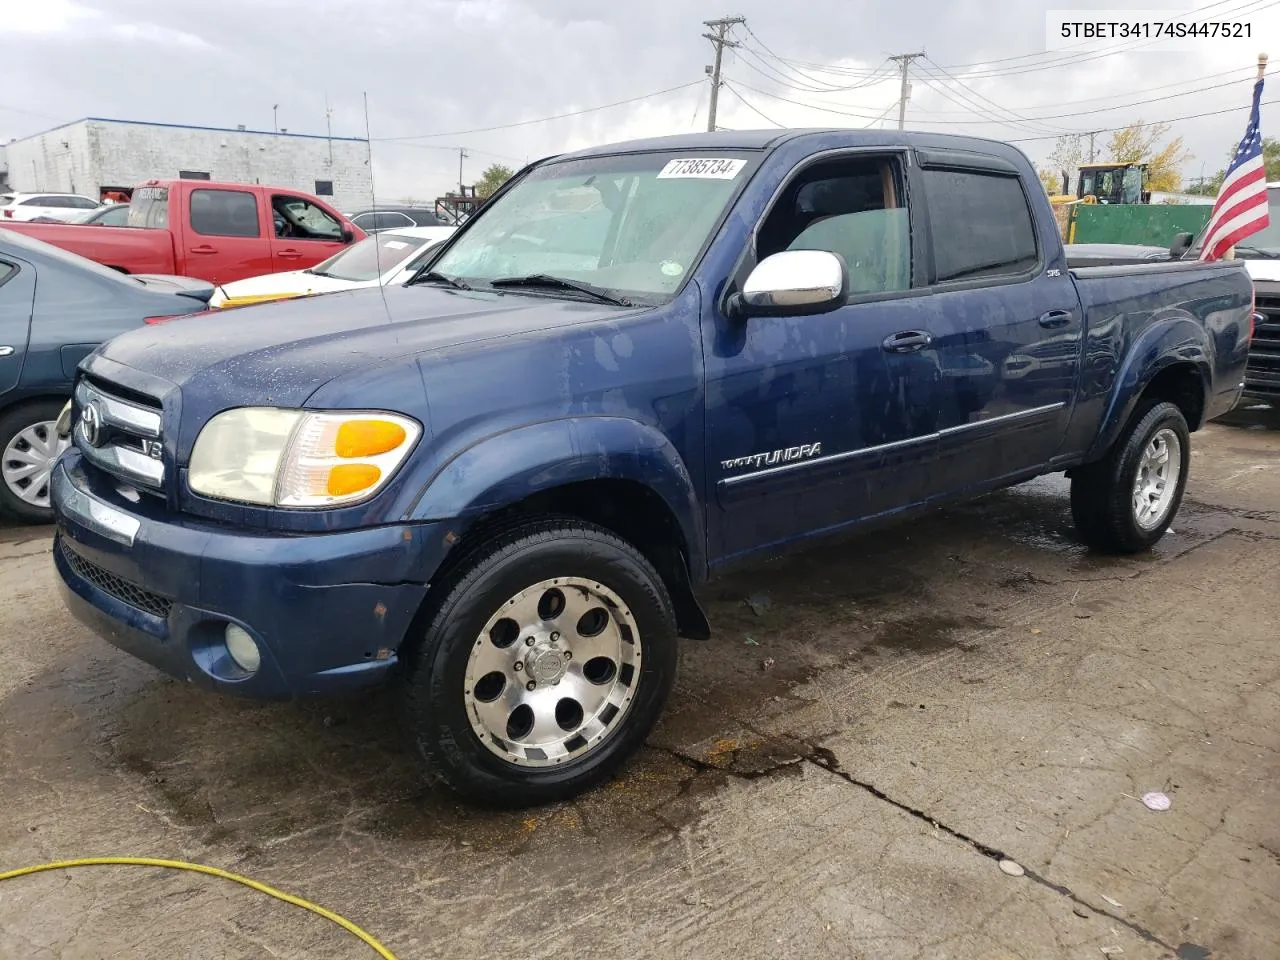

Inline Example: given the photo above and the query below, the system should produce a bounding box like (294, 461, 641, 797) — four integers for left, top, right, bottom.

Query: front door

(703, 152, 941, 562)
(270, 194, 348, 273)
(0, 257, 34, 396)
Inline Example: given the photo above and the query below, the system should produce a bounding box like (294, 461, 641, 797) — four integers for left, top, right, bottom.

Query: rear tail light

(3, 210, 11, 218)
(144, 316, 175, 325)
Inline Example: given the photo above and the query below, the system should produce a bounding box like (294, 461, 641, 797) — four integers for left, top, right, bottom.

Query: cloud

(2, 0, 1276, 202)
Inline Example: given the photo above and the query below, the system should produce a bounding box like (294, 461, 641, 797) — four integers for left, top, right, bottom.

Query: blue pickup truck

(51, 130, 1253, 805)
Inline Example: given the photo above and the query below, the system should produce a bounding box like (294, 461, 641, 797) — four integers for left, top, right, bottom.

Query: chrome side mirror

(731, 250, 848, 319)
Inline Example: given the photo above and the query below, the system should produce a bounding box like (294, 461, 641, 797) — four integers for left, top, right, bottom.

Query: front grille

(59, 539, 172, 619)
(73, 379, 166, 493)
(1246, 295, 1280, 397)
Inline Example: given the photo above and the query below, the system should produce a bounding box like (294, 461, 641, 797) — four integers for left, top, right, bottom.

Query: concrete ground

(1, 408, 1278, 960)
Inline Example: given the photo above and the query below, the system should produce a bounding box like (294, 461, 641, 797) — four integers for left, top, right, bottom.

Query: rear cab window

(190, 189, 262, 238)
(128, 186, 170, 229)
(920, 165, 1039, 283)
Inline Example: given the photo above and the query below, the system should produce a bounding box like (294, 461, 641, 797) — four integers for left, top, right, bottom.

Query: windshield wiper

(488, 274, 633, 306)
(412, 270, 471, 290)
(1230, 245, 1280, 259)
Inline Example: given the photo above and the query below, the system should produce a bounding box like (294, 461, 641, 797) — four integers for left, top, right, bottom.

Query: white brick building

(5, 118, 373, 213)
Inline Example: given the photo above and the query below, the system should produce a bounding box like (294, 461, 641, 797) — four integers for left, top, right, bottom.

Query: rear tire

(399, 517, 678, 807)
(1070, 401, 1190, 553)
(0, 399, 71, 524)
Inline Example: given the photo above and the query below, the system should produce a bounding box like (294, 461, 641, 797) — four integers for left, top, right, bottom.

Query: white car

(0, 192, 103, 222)
(211, 225, 456, 308)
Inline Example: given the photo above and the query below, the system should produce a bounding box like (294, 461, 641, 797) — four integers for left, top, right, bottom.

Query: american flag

(1200, 74, 1269, 261)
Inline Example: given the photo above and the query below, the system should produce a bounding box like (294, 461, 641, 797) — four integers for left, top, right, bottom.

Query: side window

(272, 195, 342, 241)
(68, 197, 100, 209)
(190, 189, 261, 238)
(0, 262, 17, 290)
(922, 168, 1038, 283)
(758, 156, 911, 296)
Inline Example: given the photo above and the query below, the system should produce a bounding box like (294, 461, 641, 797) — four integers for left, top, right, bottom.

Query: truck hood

(90, 283, 630, 409)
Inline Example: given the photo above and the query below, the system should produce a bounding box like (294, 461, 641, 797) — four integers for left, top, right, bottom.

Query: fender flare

(1085, 314, 1211, 461)
(408, 417, 706, 578)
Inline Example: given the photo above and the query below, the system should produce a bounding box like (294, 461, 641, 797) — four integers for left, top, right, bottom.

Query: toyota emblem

(80, 401, 103, 447)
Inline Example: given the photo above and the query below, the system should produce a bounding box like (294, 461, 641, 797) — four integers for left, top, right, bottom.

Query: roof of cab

(552, 128, 1033, 163)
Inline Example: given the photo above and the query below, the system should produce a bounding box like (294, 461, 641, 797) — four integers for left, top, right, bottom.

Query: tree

(475, 164, 514, 200)
(1037, 168, 1063, 195)
(1189, 136, 1280, 195)
(1047, 134, 1086, 197)
(1105, 121, 1190, 192)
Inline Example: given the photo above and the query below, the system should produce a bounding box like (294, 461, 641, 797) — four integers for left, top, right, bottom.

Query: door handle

(1038, 310, 1073, 329)
(881, 330, 933, 354)
(189, 245, 218, 255)
(277, 249, 302, 260)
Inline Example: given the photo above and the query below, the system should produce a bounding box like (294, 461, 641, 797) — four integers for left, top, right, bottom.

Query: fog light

(224, 623, 261, 674)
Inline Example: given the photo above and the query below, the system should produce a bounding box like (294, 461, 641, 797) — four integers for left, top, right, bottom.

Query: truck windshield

(427, 152, 757, 303)
(1191, 187, 1280, 258)
(128, 186, 169, 229)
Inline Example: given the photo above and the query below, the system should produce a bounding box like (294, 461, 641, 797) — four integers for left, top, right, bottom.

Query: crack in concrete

(796, 746, 1179, 952)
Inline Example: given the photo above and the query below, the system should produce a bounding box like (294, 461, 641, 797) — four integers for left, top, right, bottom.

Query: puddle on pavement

(870, 614, 994, 655)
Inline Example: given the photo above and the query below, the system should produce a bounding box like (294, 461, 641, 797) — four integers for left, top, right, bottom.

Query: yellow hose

(0, 857, 397, 960)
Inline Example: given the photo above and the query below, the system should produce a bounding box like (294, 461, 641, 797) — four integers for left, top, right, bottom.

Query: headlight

(189, 408, 420, 508)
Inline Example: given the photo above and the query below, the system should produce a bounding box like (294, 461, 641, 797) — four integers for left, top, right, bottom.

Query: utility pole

(1088, 131, 1097, 163)
(889, 52, 925, 130)
(324, 92, 334, 166)
(273, 104, 279, 133)
(703, 16, 744, 133)
(458, 147, 468, 194)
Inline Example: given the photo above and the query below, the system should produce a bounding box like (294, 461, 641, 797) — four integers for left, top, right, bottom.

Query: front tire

(0, 399, 72, 524)
(1070, 401, 1190, 553)
(399, 518, 678, 806)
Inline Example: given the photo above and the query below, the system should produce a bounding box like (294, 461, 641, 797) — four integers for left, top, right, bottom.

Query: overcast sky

(4, 0, 1279, 204)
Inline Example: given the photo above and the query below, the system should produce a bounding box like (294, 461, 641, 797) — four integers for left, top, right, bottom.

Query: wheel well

(1139, 363, 1206, 430)
(454, 479, 711, 641)
(0, 393, 71, 419)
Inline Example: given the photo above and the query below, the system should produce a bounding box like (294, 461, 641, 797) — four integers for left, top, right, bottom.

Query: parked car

(211, 226, 456, 308)
(2, 180, 364, 284)
(0, 228, 213, 521)
(348, 206, 449, 232)
(0, 192, 103, 222)
(1170, 183, 1280, 405)
(27, 205, 133, 226)
(51, 130, 1252, 806)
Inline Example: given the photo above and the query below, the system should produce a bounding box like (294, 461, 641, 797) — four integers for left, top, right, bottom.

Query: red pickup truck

(1, 179, 365, 284)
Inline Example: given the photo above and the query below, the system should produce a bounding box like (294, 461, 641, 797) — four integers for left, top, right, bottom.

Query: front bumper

(51, 452, 446, 700)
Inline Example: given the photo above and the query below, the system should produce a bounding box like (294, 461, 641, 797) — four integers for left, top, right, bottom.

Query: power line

(741, 0, 1277, 82)
(373, 80, 704, 141)
(1004, 97, 1280, 143)
(740, 24, 892, 92)
(722, 83, 785, 127)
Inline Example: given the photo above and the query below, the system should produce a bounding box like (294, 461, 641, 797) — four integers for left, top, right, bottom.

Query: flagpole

(1225, 53, 1268, 261)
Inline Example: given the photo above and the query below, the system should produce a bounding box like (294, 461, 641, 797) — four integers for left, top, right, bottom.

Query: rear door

(183, 186, 274, 283)
(270, 194, 349, 271)
(911, 152, 1082, 492)
(0, 257, 35, 395)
